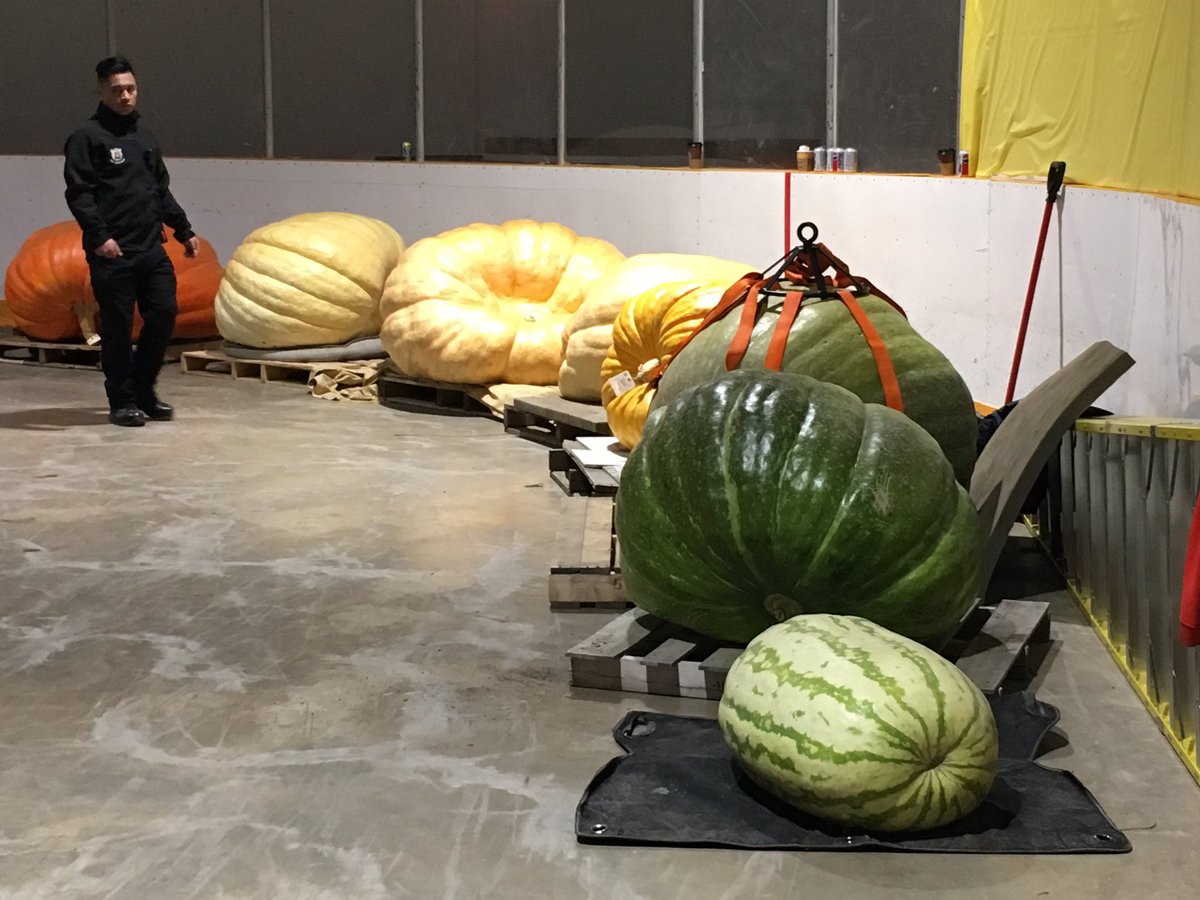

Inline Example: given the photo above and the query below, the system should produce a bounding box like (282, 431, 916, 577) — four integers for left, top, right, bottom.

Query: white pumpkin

(215, 212, 405, 348)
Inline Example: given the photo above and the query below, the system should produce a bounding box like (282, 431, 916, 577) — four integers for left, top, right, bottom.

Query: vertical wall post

(557, 0, 566, 165)
(415, 0, 425, 161)
(957, 0, 965, 149)
(262, 0, 274, 159)
(693, 0, 704, 145)
(105, 0, 117, 54)
(826, 0, 839, 148)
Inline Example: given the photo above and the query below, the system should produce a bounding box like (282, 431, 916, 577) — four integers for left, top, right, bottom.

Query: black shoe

(109, 406, 146, 427)
(136, 396, 174, 421)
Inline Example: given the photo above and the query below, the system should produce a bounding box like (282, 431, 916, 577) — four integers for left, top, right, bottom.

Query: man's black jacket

(64, 103, 194, 256)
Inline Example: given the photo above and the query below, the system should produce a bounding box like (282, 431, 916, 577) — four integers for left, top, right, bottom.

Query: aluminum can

(829, 147, 841, 172)
(813, 146, 827, 172)
(843, 147, 858, 172)
(957, 149, 970, 176)
(401, 141, 414, 161)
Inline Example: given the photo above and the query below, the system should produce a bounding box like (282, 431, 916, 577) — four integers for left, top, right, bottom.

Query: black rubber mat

(576, 692, 1130, 853)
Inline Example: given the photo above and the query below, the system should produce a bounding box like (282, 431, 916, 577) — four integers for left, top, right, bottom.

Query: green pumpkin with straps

(650, 223, 977, 487)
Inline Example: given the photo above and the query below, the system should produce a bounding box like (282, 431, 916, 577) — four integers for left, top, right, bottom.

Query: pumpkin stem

(764, 593, 803, 623)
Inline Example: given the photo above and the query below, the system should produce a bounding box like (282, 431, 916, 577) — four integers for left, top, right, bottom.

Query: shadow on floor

(0, 406, 111, 430)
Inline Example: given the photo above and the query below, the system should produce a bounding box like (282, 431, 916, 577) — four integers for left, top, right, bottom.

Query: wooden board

(548, 496, 630, 610)
(568, 599, 1053, 700)
(507, 394, 612, 445)
(566, 608, 743, 699)
(549, 571, 629, 610)
(549, 441, 620, 496)
(953, 599, 1052, 693)
(1, 330, 219, 370)
(181, 348, 324, 386)
(377, 373, 494, 417)
(971, 341, 1134, 600)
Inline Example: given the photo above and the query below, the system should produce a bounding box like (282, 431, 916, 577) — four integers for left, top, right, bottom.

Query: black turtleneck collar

(93, 102, 140, 134)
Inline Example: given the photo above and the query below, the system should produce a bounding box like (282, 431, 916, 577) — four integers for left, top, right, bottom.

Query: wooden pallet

(1, 330, 218, 370)
(549, 440, 621, 496)
(180, 348, 329, 386)
(377, 372, 494, 417)
(567, 598, 1052, 699)
(504, 394, 612, 447)
(548, 496, 631, 611)
(567, 608, 744, 699)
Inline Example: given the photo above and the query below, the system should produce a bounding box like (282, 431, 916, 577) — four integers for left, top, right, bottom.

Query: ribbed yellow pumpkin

(601, 280, 735, 449)
(215, 212, 405, 348)
(559, 254, 752, 402)
(380, 220, 623, 385)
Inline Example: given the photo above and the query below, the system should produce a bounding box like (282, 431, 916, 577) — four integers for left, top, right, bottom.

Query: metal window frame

(241, 0, 851, 164)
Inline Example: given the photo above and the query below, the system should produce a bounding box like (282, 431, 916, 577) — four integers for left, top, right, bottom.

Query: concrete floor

(1, 363, 1198, 900)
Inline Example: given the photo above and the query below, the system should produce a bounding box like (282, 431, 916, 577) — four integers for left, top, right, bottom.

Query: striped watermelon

(718, 614, 998, 832)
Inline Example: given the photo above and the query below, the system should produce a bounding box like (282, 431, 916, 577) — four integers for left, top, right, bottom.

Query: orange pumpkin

(4, 221, 222, 341)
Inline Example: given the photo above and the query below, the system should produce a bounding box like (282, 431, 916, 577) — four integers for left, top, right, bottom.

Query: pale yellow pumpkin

(559, 254, 753, 402)
(601, 280, 740, 449)
(380, 220, 623, 385)
(215, 212, 405, 348)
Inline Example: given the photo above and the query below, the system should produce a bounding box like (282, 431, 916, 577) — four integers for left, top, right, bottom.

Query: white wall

(2, 156, 1196, 416)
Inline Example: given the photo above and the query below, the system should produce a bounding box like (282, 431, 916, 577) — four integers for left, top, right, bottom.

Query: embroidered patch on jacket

(109, 147, 125, 164)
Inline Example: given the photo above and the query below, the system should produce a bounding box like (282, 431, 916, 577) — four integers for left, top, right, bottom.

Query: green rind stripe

(775, 619, 937, 753)
(719, 615, 998, 831)
(737, 646, 925, 760)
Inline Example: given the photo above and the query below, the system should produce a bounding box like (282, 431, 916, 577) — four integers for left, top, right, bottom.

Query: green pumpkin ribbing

(617, 369, 980, 646)
(652, 293, 978, 487)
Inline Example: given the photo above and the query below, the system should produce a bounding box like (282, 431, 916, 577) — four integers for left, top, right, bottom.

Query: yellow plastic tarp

(960, 0, 1200, 201)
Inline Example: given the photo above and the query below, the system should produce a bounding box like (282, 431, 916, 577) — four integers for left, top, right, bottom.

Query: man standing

(64, 56, 200, 427)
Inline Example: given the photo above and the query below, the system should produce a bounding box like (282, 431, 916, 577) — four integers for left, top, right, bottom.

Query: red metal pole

(1004, 161, 1067, 404)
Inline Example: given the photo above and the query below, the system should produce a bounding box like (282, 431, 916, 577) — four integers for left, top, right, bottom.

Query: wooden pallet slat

(549, 441, 620, 497)
(377, 373, 493, 417)
(505, 394, 612, 447)
(548, 496, 631, 611)
(955, 599, 1052, 692)
(180, 348, 360, 387)
(1, 330, 218, 370)
(567, 599, 1053, 700)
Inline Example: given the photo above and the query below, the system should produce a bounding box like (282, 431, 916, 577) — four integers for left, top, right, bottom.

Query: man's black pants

(87, 245, 178, 409)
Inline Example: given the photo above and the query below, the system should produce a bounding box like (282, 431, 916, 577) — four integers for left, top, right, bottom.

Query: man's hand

(95, 239, 122, 258)
(183, 236, 200, 258)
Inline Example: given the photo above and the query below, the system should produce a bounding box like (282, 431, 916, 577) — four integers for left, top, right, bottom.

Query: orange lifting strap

(649, 278, 905, 414)
(646, 226, 907, 413)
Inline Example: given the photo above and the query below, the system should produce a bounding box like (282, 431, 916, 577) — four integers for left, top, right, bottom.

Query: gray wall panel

(271, 0, 416, 160)
(836, 0, 959, 173)
(704, 0, 826, 168)
(112, 0, 265, 157)
(0, 1, 108, 155)
(425, 0, 557, 162)
(565, 0, 692, 165)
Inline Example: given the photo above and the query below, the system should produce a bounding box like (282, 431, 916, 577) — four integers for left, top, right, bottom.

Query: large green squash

(719, 614, 998, 832)
(651, 291, 978, 486)
(617, 369, 980, 646)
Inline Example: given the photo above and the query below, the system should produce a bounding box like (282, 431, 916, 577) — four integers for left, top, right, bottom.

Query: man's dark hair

(95, 56, 134, 80)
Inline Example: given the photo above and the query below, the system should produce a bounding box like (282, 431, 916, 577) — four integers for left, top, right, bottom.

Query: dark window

(703, 0, 827, 169)
(112, 0, 266, 157)
(271, 0, 417, 161)
(836, 0, 960, 173)
(565, 0, 693, 166)
(0, 0, 109, 154)
(424, 0, 558, 162)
